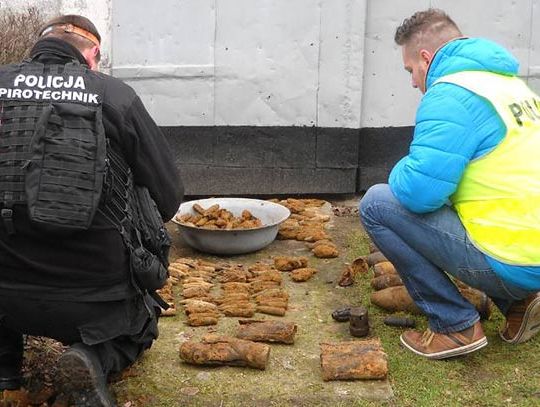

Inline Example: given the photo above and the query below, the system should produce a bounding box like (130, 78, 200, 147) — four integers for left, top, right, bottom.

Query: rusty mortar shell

(349, 306, 370, 337)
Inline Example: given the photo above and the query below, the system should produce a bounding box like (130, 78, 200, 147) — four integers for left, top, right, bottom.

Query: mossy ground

(113, 198, 540, 407)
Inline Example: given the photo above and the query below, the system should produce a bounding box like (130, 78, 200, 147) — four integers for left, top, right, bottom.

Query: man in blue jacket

(360, 8, 540, 359)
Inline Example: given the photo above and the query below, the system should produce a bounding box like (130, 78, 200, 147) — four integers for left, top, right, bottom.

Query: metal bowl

(172, 197, 291, 255)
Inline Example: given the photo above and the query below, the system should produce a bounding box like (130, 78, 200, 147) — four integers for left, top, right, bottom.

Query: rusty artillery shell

(366, 251, 388, 267)
(383, 316, 416, 328)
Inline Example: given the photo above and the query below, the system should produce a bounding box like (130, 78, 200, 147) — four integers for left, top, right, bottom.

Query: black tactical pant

(0, 292, 159, 378)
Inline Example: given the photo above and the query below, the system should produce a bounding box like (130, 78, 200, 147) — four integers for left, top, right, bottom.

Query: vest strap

(1, 206, 14, 236)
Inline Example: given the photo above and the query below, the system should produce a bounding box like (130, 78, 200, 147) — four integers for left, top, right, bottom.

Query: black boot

(0, 357, 23, 391)
(0, 375, 22, 391)
(55, 343, 115, 407)
(0, 327, 23, 391)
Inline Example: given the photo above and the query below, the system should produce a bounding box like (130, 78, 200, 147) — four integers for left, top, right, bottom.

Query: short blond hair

(395, 9, 461, 52)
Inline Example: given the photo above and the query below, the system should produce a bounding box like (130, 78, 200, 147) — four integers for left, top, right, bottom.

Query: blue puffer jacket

(389, 37, 540, 290)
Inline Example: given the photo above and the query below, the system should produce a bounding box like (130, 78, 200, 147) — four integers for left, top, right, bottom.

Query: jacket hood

(426, 37, 519, 90)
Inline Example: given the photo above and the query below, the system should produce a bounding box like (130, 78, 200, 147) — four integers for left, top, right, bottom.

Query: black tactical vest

(0, 59, 170, 300)
(0, 61, 106, 233)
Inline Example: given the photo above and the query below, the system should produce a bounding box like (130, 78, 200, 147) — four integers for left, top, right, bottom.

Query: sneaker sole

(400, 335, 488, 360)
(501, 296, 540, 344)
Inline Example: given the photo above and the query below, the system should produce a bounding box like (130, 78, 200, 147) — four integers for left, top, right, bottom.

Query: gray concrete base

(162, 125, 412, 196)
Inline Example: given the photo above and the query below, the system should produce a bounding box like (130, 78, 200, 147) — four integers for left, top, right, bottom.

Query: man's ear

(81, 46, 100, 70)
(419, 49, 433, 66)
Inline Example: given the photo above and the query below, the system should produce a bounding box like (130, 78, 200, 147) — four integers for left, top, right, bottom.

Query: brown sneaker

(400, 321, 487, 359)
(500, 292, 540, 344)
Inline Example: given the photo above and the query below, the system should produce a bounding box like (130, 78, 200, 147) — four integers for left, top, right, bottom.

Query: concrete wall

(4, 0, 540, 195)
(110, 0, 366, 128)
(362, 0, 540, 127)
(107, 0, 540, 129)
(6, 0, 539, 127)
(3, 0, 59, 15)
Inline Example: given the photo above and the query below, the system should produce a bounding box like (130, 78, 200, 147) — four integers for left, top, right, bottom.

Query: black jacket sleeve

(123, 96, 183, 220)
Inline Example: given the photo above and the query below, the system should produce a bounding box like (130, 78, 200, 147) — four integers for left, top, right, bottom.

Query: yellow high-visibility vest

(436, 71, 540, 265)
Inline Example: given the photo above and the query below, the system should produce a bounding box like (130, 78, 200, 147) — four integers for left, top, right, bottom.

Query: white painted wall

(111, 0, 215, 125)
(4, 0, 540, 128)
(361, 0, 539, 127)
(213, 0, 321, 127)
(2, 0, 59, 14)
(111, 0, 366, 128)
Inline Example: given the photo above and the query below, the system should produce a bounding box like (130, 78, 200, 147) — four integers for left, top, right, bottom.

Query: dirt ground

(3, 196, 394, 407)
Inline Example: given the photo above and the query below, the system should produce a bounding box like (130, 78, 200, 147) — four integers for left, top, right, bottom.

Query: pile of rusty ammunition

(179, 318, 299, 370)
(175, 203, 263, 230)
(357, 248, 493, 320)
(162, 257, 291, 324)
(273, 255, 318, 282)
(272, 198, 339, 258)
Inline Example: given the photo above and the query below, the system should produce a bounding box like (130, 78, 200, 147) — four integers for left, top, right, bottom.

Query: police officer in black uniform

(0, 15, 183, 406)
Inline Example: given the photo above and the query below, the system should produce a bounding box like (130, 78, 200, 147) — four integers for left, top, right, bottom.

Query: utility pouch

(130, 245, 169, 291)
(98, 146, 171, 296)
(134, 186, 171, 267)
(25, 102, 106, 233)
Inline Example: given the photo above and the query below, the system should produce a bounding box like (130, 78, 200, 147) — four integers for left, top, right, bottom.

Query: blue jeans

(360, 184, 530, 333)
